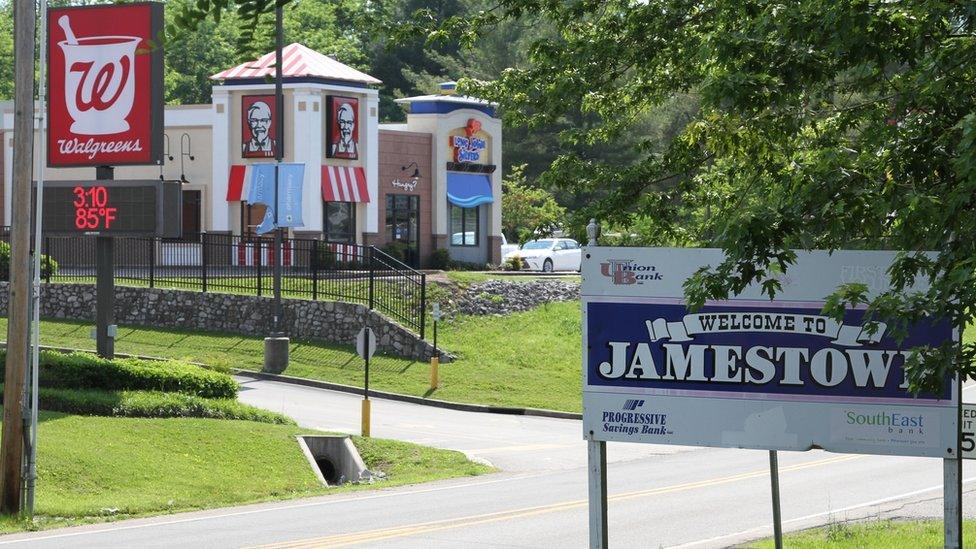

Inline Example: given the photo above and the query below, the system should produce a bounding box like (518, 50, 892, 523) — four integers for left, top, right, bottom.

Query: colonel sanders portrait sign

(242, 95, 279, 159)
(326, 96, 359, 160)
(47, 3, 163, 167)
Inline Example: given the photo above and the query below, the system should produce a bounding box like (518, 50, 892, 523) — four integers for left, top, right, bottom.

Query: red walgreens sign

(47, 3, 163, 167)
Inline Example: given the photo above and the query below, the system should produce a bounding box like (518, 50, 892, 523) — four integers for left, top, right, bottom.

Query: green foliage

(0, 350, 238, 399)
(0, 241, 58, 280)
(0, 2, 11, 100)
(502, 164, 566, 244)
(501, 255, 523, 271)
(428, 248, 452, 270)
(0, 385, 291, 424)
(412, 0, 976, 392)
(381, 241, 410, 262)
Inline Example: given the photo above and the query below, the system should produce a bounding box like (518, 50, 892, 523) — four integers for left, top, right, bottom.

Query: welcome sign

(582, 248, 958, 458)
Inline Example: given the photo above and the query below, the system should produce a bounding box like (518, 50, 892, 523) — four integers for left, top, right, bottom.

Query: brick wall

(372, 130, 434, 266)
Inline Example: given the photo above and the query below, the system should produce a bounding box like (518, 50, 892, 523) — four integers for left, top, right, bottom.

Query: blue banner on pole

(277, 163, 305, 228)
(255, 207, 276, 235)
(247, 163, 276, 206)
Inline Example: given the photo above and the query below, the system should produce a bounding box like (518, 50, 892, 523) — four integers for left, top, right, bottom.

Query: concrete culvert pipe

(297, 435, 371, 486)
(315, 456, 341, 485)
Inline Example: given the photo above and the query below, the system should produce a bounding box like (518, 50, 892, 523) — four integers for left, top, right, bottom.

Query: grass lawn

(0, 300, 583, 413)
(747, 520, 976, 548)
(0, 412, 490, 533)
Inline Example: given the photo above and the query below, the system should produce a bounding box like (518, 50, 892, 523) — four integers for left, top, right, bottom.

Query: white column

(293, 90, 322, 234)
(210, 88, 231, 232)
(365, 92, 379, 234)
(489, 118, 503, 237)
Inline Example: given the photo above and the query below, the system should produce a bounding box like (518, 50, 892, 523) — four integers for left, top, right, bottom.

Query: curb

(233, 369, 582, 421)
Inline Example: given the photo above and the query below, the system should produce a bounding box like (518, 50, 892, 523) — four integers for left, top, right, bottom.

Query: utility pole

(1, 0, 36, 515)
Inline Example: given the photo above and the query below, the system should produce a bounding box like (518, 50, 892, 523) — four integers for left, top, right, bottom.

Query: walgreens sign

(47, 3, 163, 167)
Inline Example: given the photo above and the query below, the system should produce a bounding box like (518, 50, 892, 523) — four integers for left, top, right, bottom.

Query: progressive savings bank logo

(600, 259, 662, 285)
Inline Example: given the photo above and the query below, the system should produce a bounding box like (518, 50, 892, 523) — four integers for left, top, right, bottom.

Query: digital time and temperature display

(71, 185, 121, 230)
(42, 180, 182, 237)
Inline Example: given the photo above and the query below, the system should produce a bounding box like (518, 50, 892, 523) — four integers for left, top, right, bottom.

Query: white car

(504, 238, 581, 272)
(500, 234, 519, 258)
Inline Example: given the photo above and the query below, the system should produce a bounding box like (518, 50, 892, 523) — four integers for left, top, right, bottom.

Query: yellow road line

(251, 454, 861, 548)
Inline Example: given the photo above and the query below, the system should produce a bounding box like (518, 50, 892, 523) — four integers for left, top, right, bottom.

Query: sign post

(357, 326, 376, 437)
(582, 247, 959, 546)
(94, 168, 114, 358)
(768, 451, 783, 549)
(431, 302, 441, 390)
(46, 1, 165, 357)
(587, 436, 608, 549)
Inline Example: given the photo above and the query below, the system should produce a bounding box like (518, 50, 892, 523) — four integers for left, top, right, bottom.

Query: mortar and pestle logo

(58, 15, 140, 135)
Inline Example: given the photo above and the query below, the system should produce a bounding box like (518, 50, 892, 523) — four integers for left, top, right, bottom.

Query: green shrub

(501, 256, 523, 271)
(0, 350, 238, 398)
(428, 248, 452, 270)
(0, 241, 58, 280)
(41, 254, 58, 278)
(381, 241, 410, 262)
(0, 384, 293, 424)
(450, 260, 490, 271)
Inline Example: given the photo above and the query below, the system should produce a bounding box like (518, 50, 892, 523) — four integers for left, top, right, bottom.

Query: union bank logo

(600, 259, 662, 285)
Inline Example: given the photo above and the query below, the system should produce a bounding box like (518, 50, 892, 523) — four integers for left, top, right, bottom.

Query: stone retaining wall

(0, 282, 441, 362)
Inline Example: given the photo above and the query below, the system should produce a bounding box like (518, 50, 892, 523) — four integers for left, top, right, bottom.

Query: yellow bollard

(430, 355, 440, 390)
(361, 398, 371, 437)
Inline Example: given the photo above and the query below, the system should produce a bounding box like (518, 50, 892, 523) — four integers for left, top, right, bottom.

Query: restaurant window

(449, 203, 478, 247)
(324, 202, 356, 243)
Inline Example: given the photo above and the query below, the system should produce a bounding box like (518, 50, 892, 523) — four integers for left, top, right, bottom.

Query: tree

(0, 2, 11, 101)
(502, 164, 565, 244)
(164, 1, 241, 105)
(405, 1, 976, 391)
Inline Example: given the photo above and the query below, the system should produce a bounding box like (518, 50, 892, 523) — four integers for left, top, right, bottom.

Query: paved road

(1, 376, 974, 548)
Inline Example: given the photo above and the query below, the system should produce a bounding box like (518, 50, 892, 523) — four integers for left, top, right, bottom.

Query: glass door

(385, 194, 420, 267)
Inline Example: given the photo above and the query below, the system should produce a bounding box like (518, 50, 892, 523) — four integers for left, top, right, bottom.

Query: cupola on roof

(211, 43, 381, 86)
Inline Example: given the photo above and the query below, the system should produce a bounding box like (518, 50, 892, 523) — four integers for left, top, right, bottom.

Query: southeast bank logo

(600, 259, 662, 285)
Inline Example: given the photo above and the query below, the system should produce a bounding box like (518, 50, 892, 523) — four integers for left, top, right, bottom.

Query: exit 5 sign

(41, 180, 182, 237)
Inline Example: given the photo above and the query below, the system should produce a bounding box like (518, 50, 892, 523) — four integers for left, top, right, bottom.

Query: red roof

(211, 43, 381, 85)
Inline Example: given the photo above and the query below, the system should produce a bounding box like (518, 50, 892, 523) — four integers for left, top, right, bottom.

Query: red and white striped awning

(322, 166, 370, 203)
(226, 165, 250, 201)
(211, 43, 381, 85)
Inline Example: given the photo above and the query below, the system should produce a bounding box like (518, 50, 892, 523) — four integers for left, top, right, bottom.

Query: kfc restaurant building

(0, 43, 503, 268)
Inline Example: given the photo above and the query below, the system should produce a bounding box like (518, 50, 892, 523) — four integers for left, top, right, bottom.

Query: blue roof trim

(409, 100, 497, 118)
(218, 76, 373, 89)
(447, 173, 494, 208)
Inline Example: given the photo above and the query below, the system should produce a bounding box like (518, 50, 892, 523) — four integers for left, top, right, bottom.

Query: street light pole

(262, 0, 290, 373)
(273, 0, 283, 335)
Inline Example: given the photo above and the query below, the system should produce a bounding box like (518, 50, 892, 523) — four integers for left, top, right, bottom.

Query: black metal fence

(2, 229, 426, 338)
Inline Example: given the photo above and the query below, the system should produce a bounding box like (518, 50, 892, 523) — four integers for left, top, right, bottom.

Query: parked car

(500, 234, 519, 258)
(503, 238, 581, 272)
